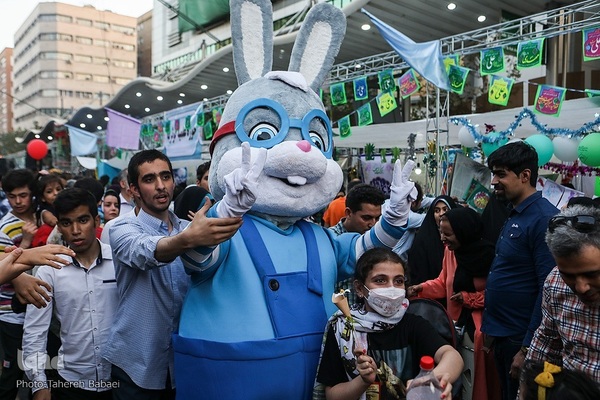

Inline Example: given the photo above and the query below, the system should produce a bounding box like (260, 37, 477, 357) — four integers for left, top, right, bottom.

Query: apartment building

(12, 2, 138, 131)
(137, 10, 153, 78)
(0, 48, 13, 134)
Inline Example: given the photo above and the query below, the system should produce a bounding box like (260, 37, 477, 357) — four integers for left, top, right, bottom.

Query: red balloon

(27, 139, 48, 160)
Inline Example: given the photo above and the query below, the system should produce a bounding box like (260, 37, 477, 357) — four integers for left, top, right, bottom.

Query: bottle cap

(420, 355, 435, 370)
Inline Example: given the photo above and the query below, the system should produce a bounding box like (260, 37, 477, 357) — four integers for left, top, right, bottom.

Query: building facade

(12, 2, 138, 131)
(137, 10, 153, 78)
(0, 48, 13, 134)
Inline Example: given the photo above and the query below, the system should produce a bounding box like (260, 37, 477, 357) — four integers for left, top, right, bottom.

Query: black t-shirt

(316, 314, 448, 399)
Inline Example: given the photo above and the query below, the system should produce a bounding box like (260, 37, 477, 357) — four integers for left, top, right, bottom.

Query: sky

(0, 0, 154, 50)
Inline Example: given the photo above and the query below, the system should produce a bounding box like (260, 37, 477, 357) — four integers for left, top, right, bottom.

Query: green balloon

(481, 132, 508, 156)
(578, 132, 600, 167)
(525, 134, 554, 166)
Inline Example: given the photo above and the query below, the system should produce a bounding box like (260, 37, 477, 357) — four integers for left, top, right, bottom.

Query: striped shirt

(0, 212, 26, 324)
(527, 267, 600, 384)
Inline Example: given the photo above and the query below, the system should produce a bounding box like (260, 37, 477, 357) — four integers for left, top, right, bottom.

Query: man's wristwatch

(520, 346, 529, 356)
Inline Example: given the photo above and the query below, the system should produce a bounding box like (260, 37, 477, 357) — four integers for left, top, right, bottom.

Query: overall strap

(297, 220, 323, 296)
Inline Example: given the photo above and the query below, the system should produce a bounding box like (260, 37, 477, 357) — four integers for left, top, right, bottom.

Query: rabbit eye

(309, 131, 327, 151)
(249, 123, 278, 141)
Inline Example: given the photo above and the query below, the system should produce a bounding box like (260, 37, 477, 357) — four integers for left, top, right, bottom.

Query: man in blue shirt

(481, 141, 558, 400)
(105, 150, 242, 400)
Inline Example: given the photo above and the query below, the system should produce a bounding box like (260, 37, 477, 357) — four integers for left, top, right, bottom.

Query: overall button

(268, 279, 279, 291)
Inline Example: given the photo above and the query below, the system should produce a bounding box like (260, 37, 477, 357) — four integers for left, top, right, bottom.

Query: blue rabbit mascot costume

(173, 0, 417, 398)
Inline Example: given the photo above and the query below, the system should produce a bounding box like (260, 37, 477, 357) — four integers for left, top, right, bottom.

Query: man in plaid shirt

(527, 204, 600, 385)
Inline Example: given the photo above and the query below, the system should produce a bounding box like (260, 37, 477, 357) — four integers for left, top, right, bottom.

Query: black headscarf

(480, 191, 510, 245)
(174, 186, 211, 221)
(443, 207, 495, 294)
(407, 195, 458, 285)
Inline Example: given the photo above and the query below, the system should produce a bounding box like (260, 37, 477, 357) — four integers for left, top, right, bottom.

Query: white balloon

(552, 136, 580, 162)
(458, 126, 477, 147)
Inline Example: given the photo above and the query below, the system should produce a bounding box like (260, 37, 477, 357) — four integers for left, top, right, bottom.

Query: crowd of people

(0, 140, 597, 399)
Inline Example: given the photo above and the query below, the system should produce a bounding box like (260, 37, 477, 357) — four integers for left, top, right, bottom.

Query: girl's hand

(407, 284, 422, 298)
(356, 354, 377, 384)
(450, 292, 463, 304)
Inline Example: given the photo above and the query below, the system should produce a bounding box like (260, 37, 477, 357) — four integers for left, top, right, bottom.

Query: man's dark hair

(414, 182, 423, 204)
(54, 188, 98, 219)
(2, 169, 36, 193)
(346, 178, 362, 194)
(487, 141, 538, 187)
(196, 161, 211, 181)
(99, 175, 110, 188)
(345, 183, 385, 212)
(74, 178, 104, 204)
(128, 150, 173, 189)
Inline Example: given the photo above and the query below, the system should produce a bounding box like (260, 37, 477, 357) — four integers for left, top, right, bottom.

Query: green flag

(338, 116, 351, 138)
(203, 120, 214, 140)
(448, 65, 470, 95)
(376, 92, 397, 117)
(357, 103, 373, 126)
(480, 47, 505, 75)
(378, 70, 396, 92)
(330, 83, 347, 106)
(517, 38, 545, 69)
(353, 77, 368, 100)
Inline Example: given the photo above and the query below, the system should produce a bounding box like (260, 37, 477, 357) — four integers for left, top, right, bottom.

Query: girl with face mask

(315, 248, 462, 400)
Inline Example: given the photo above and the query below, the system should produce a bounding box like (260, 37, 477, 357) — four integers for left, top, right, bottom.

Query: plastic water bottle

(406, 356, 443, 400)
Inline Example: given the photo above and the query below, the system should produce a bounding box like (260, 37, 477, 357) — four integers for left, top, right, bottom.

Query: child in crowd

(101, 189, 121, 226)
(32, 174, 64, 247)
(315, 247, 462, 400)
(519, 360, 600, 400)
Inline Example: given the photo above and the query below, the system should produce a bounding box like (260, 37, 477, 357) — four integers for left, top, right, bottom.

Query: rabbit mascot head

(208, 0, 345, 225)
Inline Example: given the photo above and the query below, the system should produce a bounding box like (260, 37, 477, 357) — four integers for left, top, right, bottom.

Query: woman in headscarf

(408, 206, 500, 400)
(406, 195, 458, 286)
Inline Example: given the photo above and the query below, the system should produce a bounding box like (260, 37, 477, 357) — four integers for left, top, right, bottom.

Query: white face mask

(363, 286, 406, 317)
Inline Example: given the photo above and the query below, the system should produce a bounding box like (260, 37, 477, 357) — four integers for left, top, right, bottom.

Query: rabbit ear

(230, 0, 273, 85)
(288, 3, 346, 92)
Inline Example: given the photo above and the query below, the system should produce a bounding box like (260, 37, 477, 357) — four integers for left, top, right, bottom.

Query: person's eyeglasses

(548, 215, 597, 233)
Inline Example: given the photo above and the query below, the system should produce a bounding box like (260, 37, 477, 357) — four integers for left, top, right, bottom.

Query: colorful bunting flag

(443, 54, 460, 71)
(203, 120, 214, 140)
(583, 28, 600, 61)
(357, 103, 373, 126)
(376, 92, 398, 117)
(196, 111, 205, 127)
(330, 83, 347, 106)
(517, 38, 545, 69)
(353, 77, 368, 100)
(534, 85, 566, 118)
(480, 47, 505, 75)
(338, 115, 351, 138)
(448, 65, 470, 95)
(212, 108, 223, 124)
(378, 70, 396, 92)
(398, 69, 420, 98)
(488, 75, 514, 106)
(585, 89, 600, 98)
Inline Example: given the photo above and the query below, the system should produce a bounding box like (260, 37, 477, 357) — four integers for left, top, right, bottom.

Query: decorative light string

(450, 108, 600, 143)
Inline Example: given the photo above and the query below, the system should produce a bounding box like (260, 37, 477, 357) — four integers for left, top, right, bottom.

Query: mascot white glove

(383, 160, 418, 227)
(216, 142, 267, 218)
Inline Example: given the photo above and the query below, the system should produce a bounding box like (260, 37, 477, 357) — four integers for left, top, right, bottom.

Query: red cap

(420, 356, 435, 370)
(209, 120, 236, 155)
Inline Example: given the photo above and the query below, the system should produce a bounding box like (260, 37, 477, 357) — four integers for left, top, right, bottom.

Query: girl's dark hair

(354, 247, 407, 284)
(520, 360, 600, 400)
(36, 174, 64, 201)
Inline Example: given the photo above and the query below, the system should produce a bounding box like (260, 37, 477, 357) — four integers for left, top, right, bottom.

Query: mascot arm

(382, 160, 417, 227)
(215, 143, 267, 218)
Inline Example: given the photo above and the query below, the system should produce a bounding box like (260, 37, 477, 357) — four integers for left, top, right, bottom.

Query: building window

(76, 36, 93, 45)
(93, 75, 109, 83)
(74, 55, 92, 63)
(113, 42, 135, 51)
(93, 57, 109, 65)
(95, 21, 110, 30)
(40, 52, 72, 61)
(95, 39, 110, 47)
(113, 24, 135, 35)
(75, 73, 92, 81)
(78, 18, 92, 26)
(39, 33, 73, 42)
(113, 60, 135, 68)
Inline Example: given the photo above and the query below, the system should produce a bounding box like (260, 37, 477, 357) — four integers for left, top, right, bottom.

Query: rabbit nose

(297, 140, 312, 152)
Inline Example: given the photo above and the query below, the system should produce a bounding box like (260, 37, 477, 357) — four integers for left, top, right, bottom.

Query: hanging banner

(443, 54, 460, 71)
(360, 154, 395, 197)
(480, 47, 505, 75)
(357, 103, 373, 126)
(353, 77, 368, 100)
(212, 108, 223, 124)
(376, 92, 397, 117)
(66, 125, 98, 156)
(163, 101, 204, 159)
(534, 85, 566, 118)
(488, 75, 514, 106)
(517, 38, 544, 69)
(448, 65, 470, 95)
(338, 115, 351, 138)
(398, 69, 420, 98)
(203, 120, 214, 140)
(106, 108, 141, 150)
(378, 69, 396, 92)
(330, 83, 347, 106)
(583, 27, 600, 61)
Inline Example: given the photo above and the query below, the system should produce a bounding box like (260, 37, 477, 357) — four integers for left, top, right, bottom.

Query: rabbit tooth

(287, 176, 307, 185)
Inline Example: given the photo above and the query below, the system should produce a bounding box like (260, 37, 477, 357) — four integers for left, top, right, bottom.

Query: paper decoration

(480, 47, 505, 75)
(534, 84, 566, 117)
(464, 178, 491, 214)
(444, 54, 460, 71)
(196, 111, 205, 127)
(488, 75, 514, 106)
(353, 77, 368, 100)
(376, 92, 398, 117)
(378, 69, 396, 92)
(583, 27, 600, 61)
(448, 65, 470, 95)
(517, 38, 545, 69)
(106, 108, 141, 150)
(203, 120, 214, 140)
(398, 69, 420, 98)
(338, 115, 351, 138)
(330, 83, 347, 106)
(357, 103, 373, 126)
(360, 154, 395, 196)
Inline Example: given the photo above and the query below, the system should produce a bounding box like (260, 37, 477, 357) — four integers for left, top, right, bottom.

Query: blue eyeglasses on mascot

(173, 0, 417, 399)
